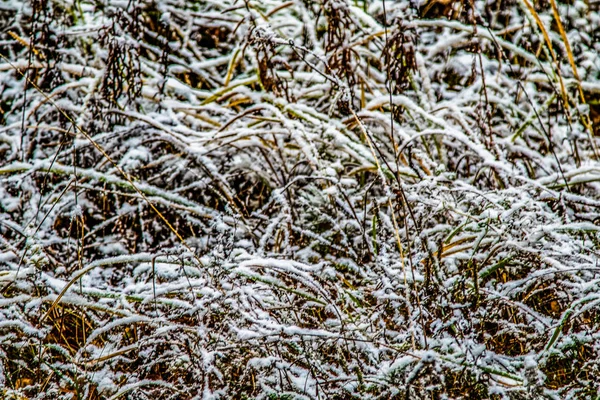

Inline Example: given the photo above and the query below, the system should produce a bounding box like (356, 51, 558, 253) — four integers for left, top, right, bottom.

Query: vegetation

(1, 0, 600, 398)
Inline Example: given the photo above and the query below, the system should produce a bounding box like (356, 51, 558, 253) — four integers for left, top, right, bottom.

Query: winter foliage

(1, 0, 600, 398)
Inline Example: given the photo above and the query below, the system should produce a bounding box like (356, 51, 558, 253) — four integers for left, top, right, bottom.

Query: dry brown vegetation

(1, 0, 600, 398)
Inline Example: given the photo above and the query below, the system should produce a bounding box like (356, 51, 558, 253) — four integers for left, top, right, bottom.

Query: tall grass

(1, 0, 600, 398)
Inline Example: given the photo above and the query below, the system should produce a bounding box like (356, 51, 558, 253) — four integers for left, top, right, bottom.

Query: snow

(0, 0, 599, 398)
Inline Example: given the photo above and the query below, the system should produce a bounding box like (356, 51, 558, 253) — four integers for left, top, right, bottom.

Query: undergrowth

(1, 0, 600, 399)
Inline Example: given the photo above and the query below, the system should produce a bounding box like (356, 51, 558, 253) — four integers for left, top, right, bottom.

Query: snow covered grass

(1, 0, 600, 398)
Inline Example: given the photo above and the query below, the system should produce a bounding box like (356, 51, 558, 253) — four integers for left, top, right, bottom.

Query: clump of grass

(1, 0, 600, 399)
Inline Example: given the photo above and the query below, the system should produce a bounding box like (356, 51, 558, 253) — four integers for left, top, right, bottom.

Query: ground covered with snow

(1, 0, 600, 398)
